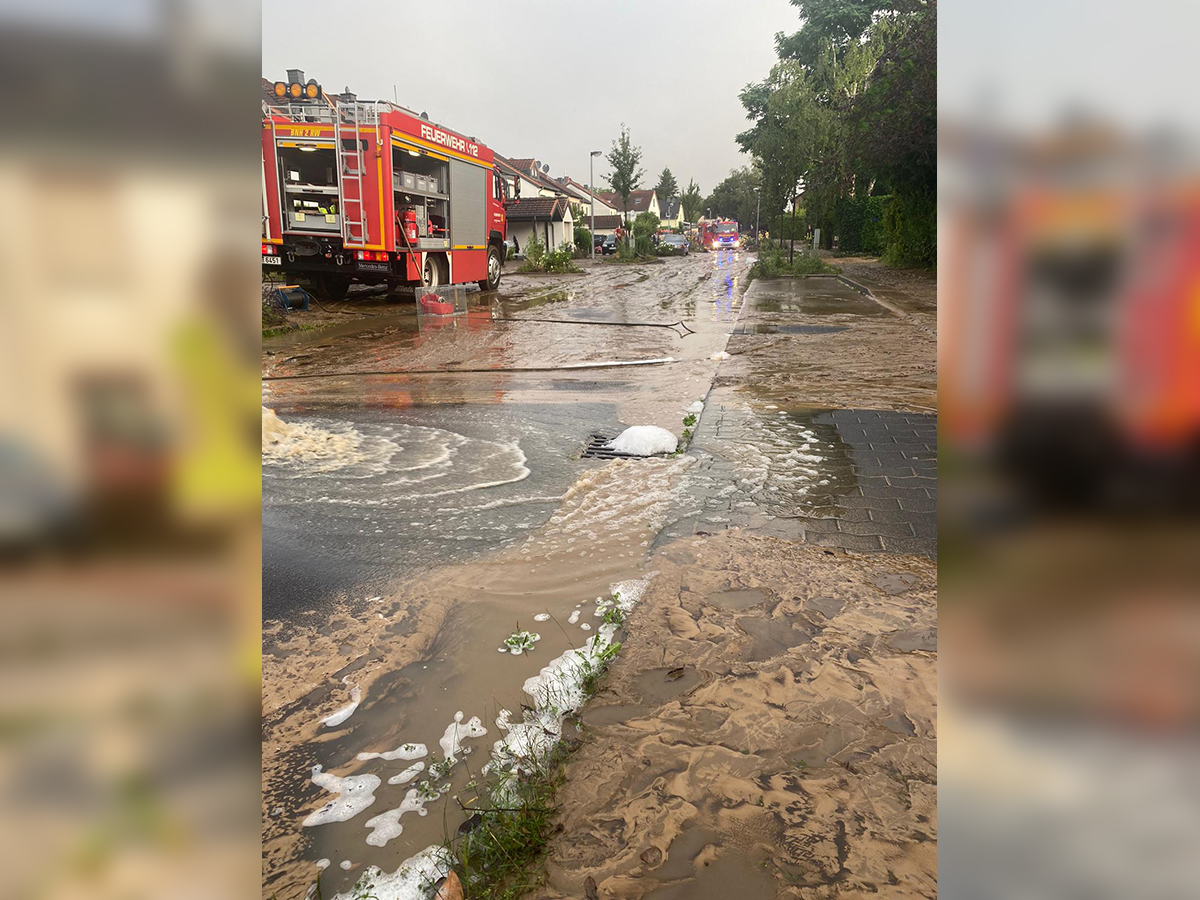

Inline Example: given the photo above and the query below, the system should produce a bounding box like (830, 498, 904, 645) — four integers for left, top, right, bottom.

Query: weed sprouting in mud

(501, 628, 541, 656)
(449, 763, 565, 900)
(443, 597, 633, 898)
(600, 605, 625, 627)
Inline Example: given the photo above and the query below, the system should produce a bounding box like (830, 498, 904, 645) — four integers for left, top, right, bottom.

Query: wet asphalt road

(260, 252, 937, 899)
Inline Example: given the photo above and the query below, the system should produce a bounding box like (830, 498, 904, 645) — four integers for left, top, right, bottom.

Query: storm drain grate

(581, 434, 645, 460)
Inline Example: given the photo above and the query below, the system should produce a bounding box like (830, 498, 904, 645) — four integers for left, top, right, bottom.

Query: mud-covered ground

(530, 263, 937, 899)
(260, 255, 936, 899)
(540, 534, 936, 899)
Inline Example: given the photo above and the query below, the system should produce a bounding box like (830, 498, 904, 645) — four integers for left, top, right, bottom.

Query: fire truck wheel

(478, 245, 502, 291)
(311, 274, 350, 301)
(422, 256, 442, 288)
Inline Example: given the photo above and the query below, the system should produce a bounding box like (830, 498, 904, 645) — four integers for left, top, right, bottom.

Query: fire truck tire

(311, 273, 351, 301)
(478, 245, 502, 291)
(423, 255, 442, 288)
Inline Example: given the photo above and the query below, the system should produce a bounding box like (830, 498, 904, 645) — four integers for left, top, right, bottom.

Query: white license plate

(263, 255, 281, 266)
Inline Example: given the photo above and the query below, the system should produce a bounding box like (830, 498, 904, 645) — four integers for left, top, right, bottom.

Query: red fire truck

(941, 125, 1200, 499)
(261, 75, 510, 299)
(697, 218, 740, 251)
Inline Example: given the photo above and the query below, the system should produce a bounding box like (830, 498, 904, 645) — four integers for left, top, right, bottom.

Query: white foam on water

(302, 765, 380, 827)
(340, 860, 353, 871)
(387, 762, 425, 786)
(605, 426, 678, 456)
(568, 610, 581, 625)
(315, 859, 330, 870)
(400, 442, 529, 498)
(710, 350, 732, 360)
(533, 613, 551, 622)
(687, 400, 705, 414)
(363, 789, 430, 847)
(321, 686, 362, 728)
(331, 846, 452, 900)
(356, 742, 427, 762)
(484, 577, 654, 798)
(266, 413, 529, 506)
(464, 493, 565, 512)
(263, 408, 399, 475)
(438, 711, 487, 764)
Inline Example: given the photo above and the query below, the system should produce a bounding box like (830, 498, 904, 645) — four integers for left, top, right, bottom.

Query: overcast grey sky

(262, 0, 800, 194)
(939, 0, 1200, 136)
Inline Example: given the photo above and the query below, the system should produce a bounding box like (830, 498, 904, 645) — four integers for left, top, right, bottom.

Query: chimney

(343, 86, 356, 103)
(287, 68, 305, 84)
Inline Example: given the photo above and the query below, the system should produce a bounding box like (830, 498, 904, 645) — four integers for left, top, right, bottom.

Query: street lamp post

(590, 150, 602, 260)
(754, 187, 761, 247)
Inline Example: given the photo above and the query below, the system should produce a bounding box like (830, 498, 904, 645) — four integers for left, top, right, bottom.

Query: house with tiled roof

(586, 214, 624, 237)
(597, 189, 660, 221)
(494, 155, 573, 202)
(504, 196, 575, 255)
(556, 177, 620, 217)
(505, 158, 538, 177)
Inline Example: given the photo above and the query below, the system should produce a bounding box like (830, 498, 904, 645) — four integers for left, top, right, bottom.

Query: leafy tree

(632, 212, 660, 237)
(681, 179, 703, 223)
(734, 0, 934, 263)
(654, 167, 679, 202)
(605, 124, 645, 226)
(847, 2, 934, 264)
(703, 167, 761, 228)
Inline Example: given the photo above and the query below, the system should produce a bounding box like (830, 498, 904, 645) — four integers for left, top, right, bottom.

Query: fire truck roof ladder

(338, 101, 370, 248)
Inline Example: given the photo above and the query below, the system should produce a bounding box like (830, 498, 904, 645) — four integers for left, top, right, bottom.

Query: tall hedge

(834, 195, 890, 255)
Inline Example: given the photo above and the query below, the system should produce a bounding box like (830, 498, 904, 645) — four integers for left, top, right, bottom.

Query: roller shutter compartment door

(449, 159, 485, 247)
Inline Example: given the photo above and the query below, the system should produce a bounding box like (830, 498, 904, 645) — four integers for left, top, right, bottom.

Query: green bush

(749, 249, 840, 280)
(542, 242, 579, 273)
(772, 212, 807, 242)
(882, 190, 935, 267)
(632, 212, 660, 237)
(834, 195, 890, 255)
(634, 234, 653, 257)
(524, 230, 546, 267)
(519, 239, 581, 273)
(616, 237, 637, 261)
(573, 225, 591, 251)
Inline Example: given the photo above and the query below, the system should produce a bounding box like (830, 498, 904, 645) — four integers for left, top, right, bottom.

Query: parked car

(593, 233, 605, 252)
(660, 234, 690, 255)
(601, 235, 617, 255)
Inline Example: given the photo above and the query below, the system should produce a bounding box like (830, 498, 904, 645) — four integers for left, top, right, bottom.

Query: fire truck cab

(698, 218, 740, 251)
(262, 76, 509, 299)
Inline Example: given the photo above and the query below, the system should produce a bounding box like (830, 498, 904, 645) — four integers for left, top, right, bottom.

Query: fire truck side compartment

(449, 159, 485, 247)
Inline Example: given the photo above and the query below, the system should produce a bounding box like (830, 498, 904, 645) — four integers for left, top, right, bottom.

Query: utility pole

(590, 150, 601, 260)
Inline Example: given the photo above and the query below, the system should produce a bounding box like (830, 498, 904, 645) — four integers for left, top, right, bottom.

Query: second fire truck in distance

(698, 217, 740, 251)
(261, 73, 512, 299)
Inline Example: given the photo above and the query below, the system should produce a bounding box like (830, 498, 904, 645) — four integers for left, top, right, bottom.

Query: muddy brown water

(631, 666, 706, 704)
(261, 254, 926, 899)
(705, 587, 768, 610)
(262, 252, 762, 899)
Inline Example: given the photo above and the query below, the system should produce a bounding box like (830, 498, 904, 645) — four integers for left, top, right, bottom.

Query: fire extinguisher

(401, 209, 418, 244)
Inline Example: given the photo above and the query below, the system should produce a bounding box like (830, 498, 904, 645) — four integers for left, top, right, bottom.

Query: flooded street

(262, 252, 752, 899)
(262, 252, 937, 899)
